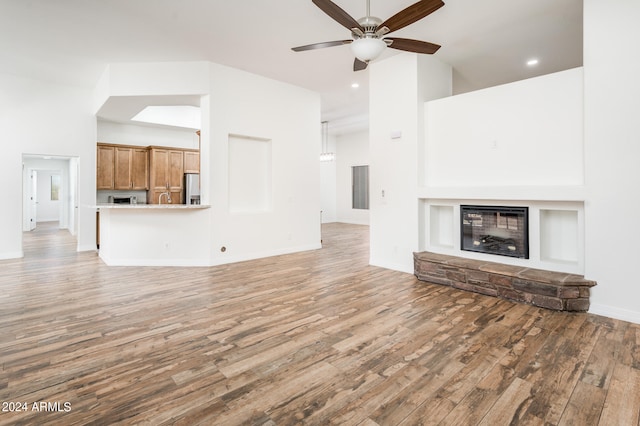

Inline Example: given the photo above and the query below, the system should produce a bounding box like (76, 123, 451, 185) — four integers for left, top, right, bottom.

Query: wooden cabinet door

(150, 148, 170, 193)
(168, 150, 184, 191)
(150, 189, 182, 204)
(149, 148, 182, 204)
(131, 148, 149, 190)
(169, 189, 183, 204)
(114, 147, 133, 190)
(97, 145, 115, 189)
(183, 150, 200, 173)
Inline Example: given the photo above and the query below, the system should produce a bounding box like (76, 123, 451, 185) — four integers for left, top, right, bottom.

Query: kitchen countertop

(96, 203, 210, 209)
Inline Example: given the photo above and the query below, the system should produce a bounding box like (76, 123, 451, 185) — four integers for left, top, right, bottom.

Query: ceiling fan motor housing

(357, 15, 382, 33)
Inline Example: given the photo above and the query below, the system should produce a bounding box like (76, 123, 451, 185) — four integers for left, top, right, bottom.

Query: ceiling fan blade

(312, 0, 364, 32)
(379, 0, 444, 33)
(292, 40, 353, 52)
(354, 58, 368, 71)
(386, 37, 441, 54)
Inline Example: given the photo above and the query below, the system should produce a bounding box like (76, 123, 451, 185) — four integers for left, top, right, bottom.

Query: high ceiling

(0, 0, 582, 134)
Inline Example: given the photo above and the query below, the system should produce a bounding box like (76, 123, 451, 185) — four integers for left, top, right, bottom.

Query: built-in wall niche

(429, 205, 454, 249)
(540, 209, 579, 264)
(228, 134, 272, 213)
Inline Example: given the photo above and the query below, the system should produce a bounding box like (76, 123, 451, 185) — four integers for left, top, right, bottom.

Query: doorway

(22, 155, 79, 253)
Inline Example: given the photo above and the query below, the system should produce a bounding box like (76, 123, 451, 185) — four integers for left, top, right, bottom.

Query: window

(51, 174, 61, 201)
(352, 165, 369, 210)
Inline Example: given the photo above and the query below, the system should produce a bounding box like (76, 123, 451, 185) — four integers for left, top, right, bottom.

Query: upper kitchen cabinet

(97, 143, 149, 190)
(149, 147, 184, 204)
(183, 150, 200, 174)
(97, 144, 115, 189)
(114, 146, 149, 190)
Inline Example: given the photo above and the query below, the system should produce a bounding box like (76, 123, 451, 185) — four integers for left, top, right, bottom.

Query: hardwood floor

(1, 222, 639, 425)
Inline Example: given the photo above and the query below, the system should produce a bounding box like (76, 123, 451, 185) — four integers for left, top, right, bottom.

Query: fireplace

(461, 205, 529, 259)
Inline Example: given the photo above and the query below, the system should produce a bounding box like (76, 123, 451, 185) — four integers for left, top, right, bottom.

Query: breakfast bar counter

(97, 203, 210, 209)
(97, 204, 212, 267)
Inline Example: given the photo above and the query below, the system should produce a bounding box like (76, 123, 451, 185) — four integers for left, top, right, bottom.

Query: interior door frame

(28, 169, 37, 230)
(22, 155, 79, 234)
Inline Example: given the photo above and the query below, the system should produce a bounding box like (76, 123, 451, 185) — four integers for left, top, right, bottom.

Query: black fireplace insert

(460, 205, 529, 259)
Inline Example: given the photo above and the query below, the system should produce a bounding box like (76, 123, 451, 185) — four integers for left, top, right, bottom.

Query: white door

(70, 159, 78, 236)
(29, 170, 37, 230)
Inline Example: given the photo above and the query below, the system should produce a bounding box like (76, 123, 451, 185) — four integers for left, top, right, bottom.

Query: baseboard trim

(0, 251, 24, 260)
(210, 243, 323, 267)
(589, 303, 640, 325)
(99, 254, 211, 267)
(369, 257, 414, 275)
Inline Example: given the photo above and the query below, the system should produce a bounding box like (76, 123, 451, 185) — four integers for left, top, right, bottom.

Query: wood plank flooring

(0, 222, 639, 425)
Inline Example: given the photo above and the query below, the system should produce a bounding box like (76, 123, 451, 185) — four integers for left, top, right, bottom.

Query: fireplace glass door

(460, 205, 529, 259)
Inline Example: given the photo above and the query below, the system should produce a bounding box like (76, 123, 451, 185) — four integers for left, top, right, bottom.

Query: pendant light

(320, 121, 335, 162)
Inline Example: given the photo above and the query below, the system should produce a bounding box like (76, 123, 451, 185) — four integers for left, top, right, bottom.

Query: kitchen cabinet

(114, 146, 149, 190)
(149, 147, 184, 204)
(97, 145, 115, 189)
(183, 150, 200, 173)
(97, 143, 149, 190)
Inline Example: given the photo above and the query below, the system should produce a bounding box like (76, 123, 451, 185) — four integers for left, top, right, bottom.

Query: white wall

(97, 120, 199, 149)
(320, 134, 337, 223)
(36, 170, 61, 222)
(207, 62, 321, 265)
(0, 73, 96, 259)
(369, 53, 452, 273)
(425, 68, 584, 188)
(335, 130, 370, 225)
(98, 62, 211, 99)
(583, 0, 640, 323)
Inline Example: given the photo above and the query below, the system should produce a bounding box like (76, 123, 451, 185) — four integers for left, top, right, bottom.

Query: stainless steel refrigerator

(184, 173, 200, 205)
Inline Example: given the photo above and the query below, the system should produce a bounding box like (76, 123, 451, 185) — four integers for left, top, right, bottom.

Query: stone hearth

(413, 251, 596, 312)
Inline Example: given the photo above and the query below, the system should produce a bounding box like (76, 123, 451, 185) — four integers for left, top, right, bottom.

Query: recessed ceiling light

(351, 83, 360, 89)
(527, 59, 539, 66)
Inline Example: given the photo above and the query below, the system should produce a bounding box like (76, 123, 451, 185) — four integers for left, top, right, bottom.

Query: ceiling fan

(292, 0, 444, 71)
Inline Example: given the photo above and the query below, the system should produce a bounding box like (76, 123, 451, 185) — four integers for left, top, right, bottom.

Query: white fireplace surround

(421, 199, 584, 275)
(419, 68, 585, 275)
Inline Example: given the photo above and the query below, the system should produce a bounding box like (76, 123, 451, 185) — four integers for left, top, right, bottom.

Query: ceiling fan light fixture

(350, 37, 386, 62)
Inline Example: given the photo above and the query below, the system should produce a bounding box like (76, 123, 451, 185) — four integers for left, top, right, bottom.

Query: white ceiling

(0, 0, 582, 134)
